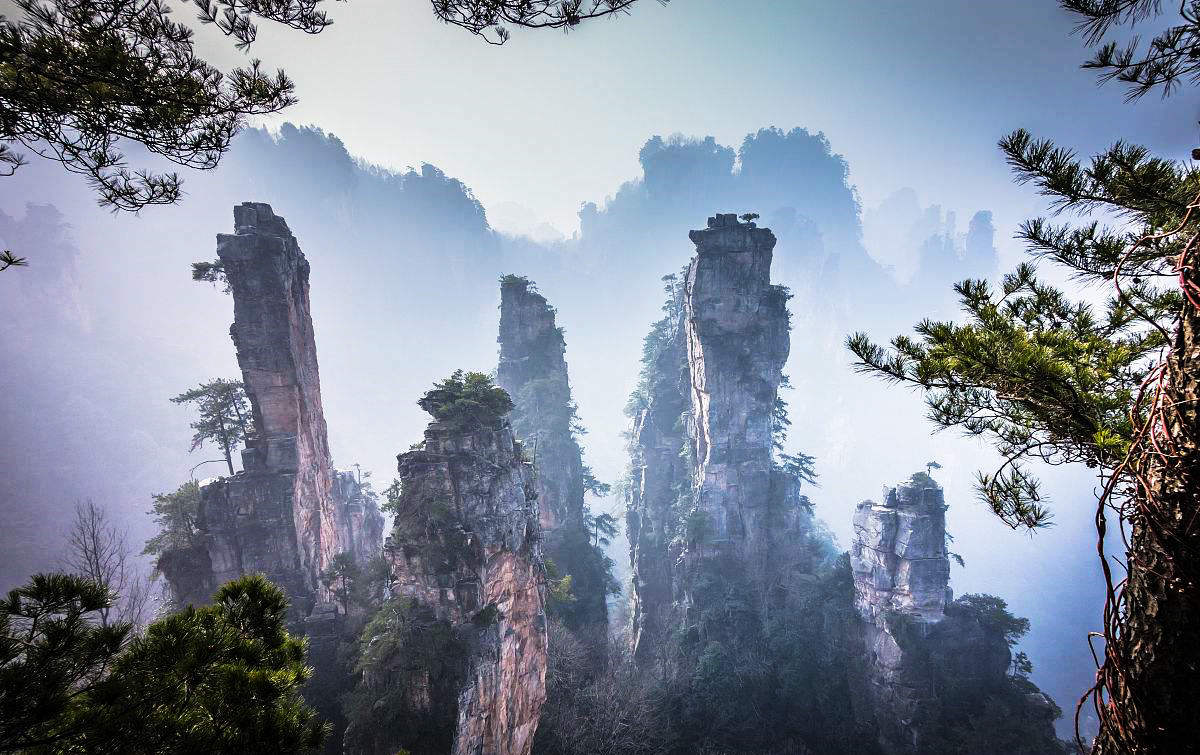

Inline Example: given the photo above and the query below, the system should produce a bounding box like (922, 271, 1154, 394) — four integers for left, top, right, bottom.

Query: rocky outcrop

(626, 213, 809, 664)
(625, 273, 691, 664)
(849, 471, 951, 753)
(851, 471, 951, 624)
(496, 275, 584, 533)
(332, 469, 386, 566)
(384, 420, 548, 755)
(162, 204, 383, 617)
(684, 213, 791, 561)
(496, 275, 610, 630)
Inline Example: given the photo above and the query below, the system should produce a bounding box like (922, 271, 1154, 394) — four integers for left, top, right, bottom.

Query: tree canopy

(418, 370, 514, 432)
(0, 573, 327, 754)
(171, 378, 254, 476)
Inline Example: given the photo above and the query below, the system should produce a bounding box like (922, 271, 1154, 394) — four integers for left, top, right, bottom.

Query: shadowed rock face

(850, 471, 952, 754)
(385, 421, 548, 755)
(496, 276, 582, 533)
(496, 275, 610, 630)
(625, 275, 690, 665)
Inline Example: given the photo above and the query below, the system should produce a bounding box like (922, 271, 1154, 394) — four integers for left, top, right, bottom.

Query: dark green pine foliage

(1, 573, 327, 754)
(849, 3, 1200, 750)
(417, 369, 514, 433)
(497, 274, 618, 632)
(170, 378, 254, 477)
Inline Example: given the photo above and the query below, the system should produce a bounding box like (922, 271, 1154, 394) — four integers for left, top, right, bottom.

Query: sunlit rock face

(384, 421, 548, 755)
(684, 213, 791, 561)
(163, 204, 382, 616)
(850, 471, 952, 754)
(627, 213, 810, 664)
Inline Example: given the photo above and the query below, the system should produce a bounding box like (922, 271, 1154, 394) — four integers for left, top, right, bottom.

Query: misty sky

(200, 0, 1194, 242)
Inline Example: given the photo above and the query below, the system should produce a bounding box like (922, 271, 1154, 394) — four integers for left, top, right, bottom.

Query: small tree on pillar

(171, 378, 254, 476)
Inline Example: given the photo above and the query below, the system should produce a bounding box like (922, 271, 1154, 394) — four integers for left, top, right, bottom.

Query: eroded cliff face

(384, 421, 548, 755)
(162, 204, 382, 616)
(496, 275, 612, 630)
(849, 471, 952, 754)
(496, 276, 584, 532)
(625, 274, 690, 664)
(684, 214, 791, 562)
(626, 213, 812, 664)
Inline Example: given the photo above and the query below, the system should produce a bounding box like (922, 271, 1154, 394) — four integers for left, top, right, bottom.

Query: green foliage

(0, 250, 27, 271)
(1, 573, 326, 754)
(542, 522, 620, 630)
(585, 511, 619, 547)
(434, 0, 658, 45)
(171, 378, 254, 476)
(143, 480, 203, 558)
(342, 598, 468, 755)
(192, 258, 230, 292)
(625, 271, 687, 418)
(0, 574, 130, 753)
(320, 552, 362, 614)
(947, 593, 1031, 648)
(1064, 0, 1200, 100)
(417, 370, 513, 432)
(0, 0, 308, 209)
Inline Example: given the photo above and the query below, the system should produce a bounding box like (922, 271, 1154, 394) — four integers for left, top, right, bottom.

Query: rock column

(386, 421, 548, 755)
(850, 471, 952, 754)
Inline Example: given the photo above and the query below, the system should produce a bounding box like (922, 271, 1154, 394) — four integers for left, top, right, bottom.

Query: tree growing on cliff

(418, 370, 514, 431)
(0, 0, 663, 210)
(848, 3, 1200, 749)
(171, 378, 253, 476)
(143, 480, 204, 560)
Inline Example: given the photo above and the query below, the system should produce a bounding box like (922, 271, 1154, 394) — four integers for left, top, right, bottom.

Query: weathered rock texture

(496, 275, 609, 630)
(161, 204, 382, 616)
(849, 471, 951, 753)
(626, 213, 810, 664)
(384, 420, 548, 755)
(625, 273, 691, 664)
(684, 213, 792, 561)
(496, 276, 585, 533)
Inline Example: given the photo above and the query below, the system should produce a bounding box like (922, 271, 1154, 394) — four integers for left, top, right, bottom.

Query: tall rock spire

(380, 415, 549, 755)
(626, 213, 809, 665)
(684, 212, 791, 560)
(496, 275, 583, 532)
(162, 203, 382, 616)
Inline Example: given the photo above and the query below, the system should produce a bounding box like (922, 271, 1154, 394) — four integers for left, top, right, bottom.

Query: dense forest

(3, 1, 1198, 754)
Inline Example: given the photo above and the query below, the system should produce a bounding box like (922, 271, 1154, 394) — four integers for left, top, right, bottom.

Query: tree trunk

(1093, 288, 1200, 753)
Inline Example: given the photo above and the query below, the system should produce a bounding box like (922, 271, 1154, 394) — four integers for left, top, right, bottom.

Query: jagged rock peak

(385, 418, 548, 755)
(496, 275, 582, 533)
(688, 212, 776, 254)
(851, 470, 951, 625)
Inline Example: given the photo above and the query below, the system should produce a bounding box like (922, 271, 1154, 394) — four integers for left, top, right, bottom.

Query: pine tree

(171, 378, 254, 476)
(849, 3, 1200, 750)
